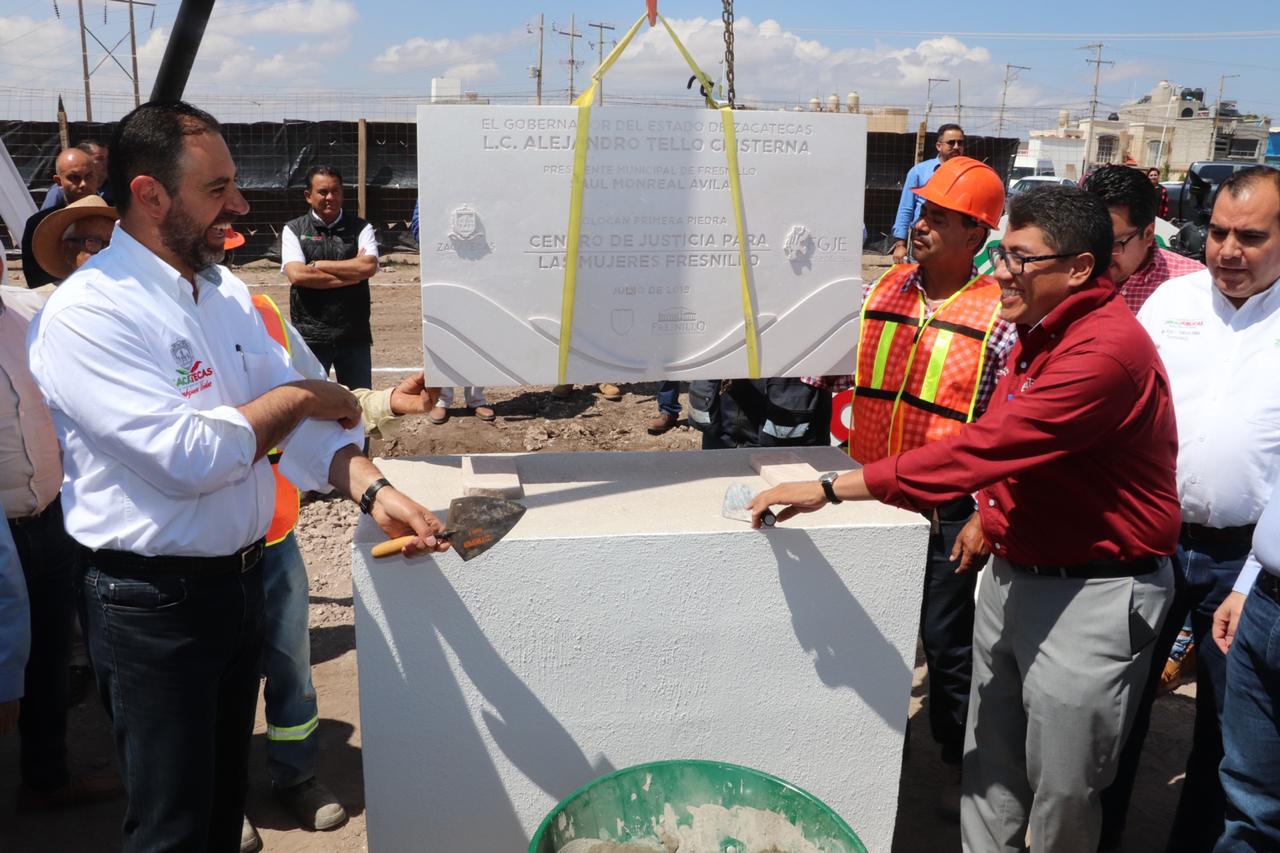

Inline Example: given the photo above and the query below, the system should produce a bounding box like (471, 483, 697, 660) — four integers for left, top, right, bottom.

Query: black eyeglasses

(1111, 229, 1143, 254)
(991, 245, 1079, 275)
(940, 139, 965, 147)
(64, 236, 110, 251)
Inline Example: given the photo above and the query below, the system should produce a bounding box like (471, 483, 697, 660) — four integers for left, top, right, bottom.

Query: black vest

(286, 211, 373, 345)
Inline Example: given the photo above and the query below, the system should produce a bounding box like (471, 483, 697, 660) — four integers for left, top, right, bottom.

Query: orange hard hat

(223, 228, 246, 250)
(912, 156, 1005, 229)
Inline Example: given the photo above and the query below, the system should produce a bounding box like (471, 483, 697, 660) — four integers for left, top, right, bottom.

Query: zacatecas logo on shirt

(170, 338, 215, 398)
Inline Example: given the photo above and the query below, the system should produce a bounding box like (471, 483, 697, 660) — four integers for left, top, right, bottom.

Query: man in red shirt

(751, 185, 1180, 852)
(1082, 164, 1203, 314)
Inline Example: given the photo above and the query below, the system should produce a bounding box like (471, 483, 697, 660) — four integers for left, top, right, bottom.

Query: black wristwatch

(819, 471, 843, 505)
(359, 478, 392, 514)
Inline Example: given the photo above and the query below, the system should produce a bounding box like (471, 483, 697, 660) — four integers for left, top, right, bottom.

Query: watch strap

(359, 477, 392, 514)
(820, 472, 842, 505)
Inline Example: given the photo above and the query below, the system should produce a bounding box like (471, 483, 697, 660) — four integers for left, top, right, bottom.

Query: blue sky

(1, 0, 1277, 129)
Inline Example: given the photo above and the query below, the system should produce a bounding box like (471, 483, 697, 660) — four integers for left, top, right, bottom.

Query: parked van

(1008, 155, 1055, 187)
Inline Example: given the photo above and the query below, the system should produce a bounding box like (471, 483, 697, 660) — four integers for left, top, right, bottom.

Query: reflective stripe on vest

(850, 265, 1001, 464)
(250, 294, 301, 546)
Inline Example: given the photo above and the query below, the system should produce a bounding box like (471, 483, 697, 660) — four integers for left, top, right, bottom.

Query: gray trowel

(722, 482, 775, 528)
(370, 495, 527, 561)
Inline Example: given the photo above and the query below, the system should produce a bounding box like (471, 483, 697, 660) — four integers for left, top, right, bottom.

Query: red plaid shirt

(803, 268, 1017, 419)
(1117, 247, 1204, 314)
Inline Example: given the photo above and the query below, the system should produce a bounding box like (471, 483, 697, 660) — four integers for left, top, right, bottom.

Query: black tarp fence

(2, 118, 1017, 263)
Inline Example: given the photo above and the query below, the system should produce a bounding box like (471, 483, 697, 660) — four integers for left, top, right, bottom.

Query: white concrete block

(460, 454, 524, 498)
(749, 450, 829, 486)
(418, 105, 868, 386)
(353, 448, 927, 853)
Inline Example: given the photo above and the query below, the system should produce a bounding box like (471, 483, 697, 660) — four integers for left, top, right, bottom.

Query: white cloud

(209, 0, 358, 37)
(597, 17, 1004, 105)
(373, 28, 530, 84)
(0, 15, 84, 87)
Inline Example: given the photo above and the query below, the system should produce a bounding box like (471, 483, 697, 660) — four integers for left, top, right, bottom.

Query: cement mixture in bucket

(557, 803, 827, 853)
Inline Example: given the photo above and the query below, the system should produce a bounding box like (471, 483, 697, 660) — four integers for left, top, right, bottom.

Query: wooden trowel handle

(371, 530, 453, 558)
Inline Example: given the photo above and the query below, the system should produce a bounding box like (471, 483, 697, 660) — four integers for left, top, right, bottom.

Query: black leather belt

(1258, 572, 1280, 603)
(1181, 523, 1256, 545)
(88, 539, 265, 578)
(1010, 555, 1161, 579)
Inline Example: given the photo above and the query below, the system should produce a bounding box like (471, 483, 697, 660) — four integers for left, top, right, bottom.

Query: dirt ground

(0, 255, 1196, 852)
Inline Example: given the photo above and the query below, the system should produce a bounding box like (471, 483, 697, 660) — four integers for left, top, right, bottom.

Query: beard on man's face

(159, 195, 226, 271)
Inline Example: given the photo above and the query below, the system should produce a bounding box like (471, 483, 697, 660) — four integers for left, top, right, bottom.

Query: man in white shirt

(27, 100, 447, 853)
(1136, 165, 1280, 853)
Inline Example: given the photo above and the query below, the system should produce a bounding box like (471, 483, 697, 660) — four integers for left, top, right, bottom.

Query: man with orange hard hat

(809, 156, 1014, 777)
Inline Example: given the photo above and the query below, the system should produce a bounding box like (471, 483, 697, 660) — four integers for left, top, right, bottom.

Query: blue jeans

(1216, 576, 1280, 851)
(1167, 533, 1252, 853)
(261, 533, 318, 788)
(83, 557, 264, 853)
(8, 497, 79, 790)
(657, 381, 682, 417)
(308, 341, 372, 391)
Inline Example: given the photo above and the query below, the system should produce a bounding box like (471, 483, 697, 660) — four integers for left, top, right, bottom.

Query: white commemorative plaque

(418, 104, 867, 385)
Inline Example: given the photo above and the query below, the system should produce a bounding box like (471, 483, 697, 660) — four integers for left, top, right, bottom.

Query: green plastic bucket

(528, 759, 867, 853)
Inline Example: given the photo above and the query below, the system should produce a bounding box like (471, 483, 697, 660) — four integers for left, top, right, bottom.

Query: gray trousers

(961, 557, 1174, 852)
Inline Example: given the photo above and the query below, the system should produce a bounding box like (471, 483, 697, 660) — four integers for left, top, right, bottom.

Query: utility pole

(956, 78, 962, 125)
(916, 76, 949, 163)
(73, 0, 156, 116)
(554, 15, 583, 102)
(996, 64, 1031, 139)
(1156, 82, 1177, 174)
(124, 0, 140, 106)
(587, 20, 615, 106)
(1209, 73, 1240, 159)
(1081, 43, 1113, 175)
(77, 0, 93, 120)
(531, 13, 544, 105)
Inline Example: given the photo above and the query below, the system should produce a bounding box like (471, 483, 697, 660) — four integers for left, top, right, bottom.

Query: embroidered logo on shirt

(175, 359, 215, 398)
(170, 338, 195, 369)
(1161, 318, 1204, 340)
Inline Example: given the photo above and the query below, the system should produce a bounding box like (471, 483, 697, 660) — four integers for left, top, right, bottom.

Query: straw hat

(32, 195, 119, 280)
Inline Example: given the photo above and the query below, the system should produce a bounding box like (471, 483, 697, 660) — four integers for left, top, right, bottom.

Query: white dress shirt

(279, 209, 378, 271)
(1235, 475, 1280, 594)
(1138, 269, 1280, 528)
(28, 225, 362, 557)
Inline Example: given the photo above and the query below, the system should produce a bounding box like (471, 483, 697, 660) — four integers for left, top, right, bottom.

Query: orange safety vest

(850, 264, 1002, 464)
(251, 294, 301, 546)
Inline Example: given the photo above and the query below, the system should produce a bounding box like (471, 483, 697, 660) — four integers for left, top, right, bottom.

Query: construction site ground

(0, 254, 1194, 852)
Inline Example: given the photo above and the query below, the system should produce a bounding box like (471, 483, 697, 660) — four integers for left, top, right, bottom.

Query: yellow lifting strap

(558, 12, 760, 382)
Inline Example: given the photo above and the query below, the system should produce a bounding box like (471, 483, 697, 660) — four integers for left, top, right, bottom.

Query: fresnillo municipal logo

(652, 306, 706, 335)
